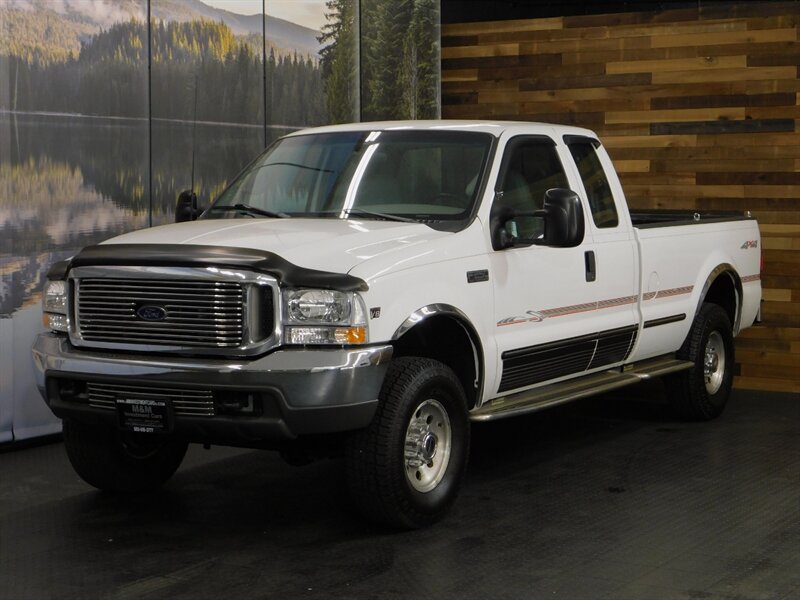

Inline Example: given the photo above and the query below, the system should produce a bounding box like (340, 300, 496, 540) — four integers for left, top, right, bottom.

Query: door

(562, 135, 639, 361)
(488, 134, 637, 398)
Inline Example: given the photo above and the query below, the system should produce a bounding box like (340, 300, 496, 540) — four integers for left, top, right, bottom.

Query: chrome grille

(76, 278, 244, 348)
(87, 382, 215, 417)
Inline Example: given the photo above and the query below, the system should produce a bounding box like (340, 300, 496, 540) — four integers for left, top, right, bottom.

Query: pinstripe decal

(653, 285, 694, 299)
(497, 285, 694, 327)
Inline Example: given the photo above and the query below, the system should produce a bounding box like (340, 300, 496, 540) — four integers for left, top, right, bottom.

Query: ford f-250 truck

(33, 121, 761, 528)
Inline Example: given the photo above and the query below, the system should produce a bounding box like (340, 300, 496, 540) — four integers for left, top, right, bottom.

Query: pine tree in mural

(360, 0, 439, 121)
(1, 19, 325, 127)
(318, 0, 440, 122)
(402, 0, 440, 119)
(365, 0, 414, 120)
(318, 0, 358, 123)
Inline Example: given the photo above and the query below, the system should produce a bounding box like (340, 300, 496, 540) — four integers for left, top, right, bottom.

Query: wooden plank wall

(441, 2, 800, 393)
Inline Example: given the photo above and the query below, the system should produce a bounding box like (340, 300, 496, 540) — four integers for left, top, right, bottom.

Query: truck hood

(103, 218, 449, 276)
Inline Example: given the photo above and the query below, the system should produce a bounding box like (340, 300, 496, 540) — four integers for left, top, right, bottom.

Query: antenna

(176, 74, 200, 223)
(190, 73, 198, 194)
(262, 0, 268, 147)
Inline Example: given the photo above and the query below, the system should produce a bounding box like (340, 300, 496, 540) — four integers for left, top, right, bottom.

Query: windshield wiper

(341, 208, 416, 223)
(260, 162, 335, 174)
(208, 204, 290, 218)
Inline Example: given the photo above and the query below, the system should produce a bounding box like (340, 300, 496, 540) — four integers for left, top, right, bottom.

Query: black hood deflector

(52, 244, 368, 291)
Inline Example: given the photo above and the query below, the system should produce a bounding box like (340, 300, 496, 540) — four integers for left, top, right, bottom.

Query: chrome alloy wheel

(703, 331, 726, 395)
(404, 399, 452, 493)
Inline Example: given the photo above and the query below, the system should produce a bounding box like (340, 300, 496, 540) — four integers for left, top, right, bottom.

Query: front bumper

(32, 333, 393, 444)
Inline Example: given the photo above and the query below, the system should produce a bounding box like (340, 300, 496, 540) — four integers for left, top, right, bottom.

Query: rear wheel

(667, 303, 735, 421)
(63, 420, 188, 493)
(345, 357, 470, 529)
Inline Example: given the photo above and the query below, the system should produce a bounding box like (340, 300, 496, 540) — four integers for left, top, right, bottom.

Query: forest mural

(0, 0, 442, 442)
(5, 19, 326, 125)
(319, 0, 441, 122)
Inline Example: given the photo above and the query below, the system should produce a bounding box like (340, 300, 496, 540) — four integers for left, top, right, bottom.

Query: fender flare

(392, 304, 484, 401)
(696, 263, 743, 334)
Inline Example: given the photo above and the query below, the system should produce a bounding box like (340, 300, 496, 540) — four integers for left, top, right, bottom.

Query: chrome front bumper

(32, 333, 393, 442)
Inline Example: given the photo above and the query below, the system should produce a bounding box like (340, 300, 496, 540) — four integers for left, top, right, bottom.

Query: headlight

(287, 289, 351, 324)
(283, 289, 368, 345)
(42, 280, 69, 333)
(44, 280, 67, 313)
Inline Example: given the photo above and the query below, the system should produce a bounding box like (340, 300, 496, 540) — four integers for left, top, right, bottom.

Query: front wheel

(667, 302, 735, 421)
(345, 357, 470, 529)
(63, 420, 188, 493)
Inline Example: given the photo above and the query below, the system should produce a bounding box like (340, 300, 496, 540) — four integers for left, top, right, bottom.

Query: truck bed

(630, 209, 753, 228)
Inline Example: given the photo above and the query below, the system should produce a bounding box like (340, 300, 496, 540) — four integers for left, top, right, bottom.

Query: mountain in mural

(155, 0, 322, 56)
(0, 0, 322, 62)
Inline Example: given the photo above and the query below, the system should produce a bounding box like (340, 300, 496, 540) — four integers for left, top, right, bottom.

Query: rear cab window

(564, 137, 619, 229)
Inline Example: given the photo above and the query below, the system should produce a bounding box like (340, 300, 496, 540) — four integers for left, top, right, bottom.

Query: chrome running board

(470, 356, 693, 422)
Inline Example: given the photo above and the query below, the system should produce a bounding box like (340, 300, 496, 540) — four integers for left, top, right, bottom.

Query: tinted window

(567, 142, 619, 228)
(207, 130, 492, 222)
(496, 139, 569, 239)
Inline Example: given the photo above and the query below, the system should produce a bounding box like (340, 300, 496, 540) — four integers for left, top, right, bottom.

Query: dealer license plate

(116, 396, 171, 433)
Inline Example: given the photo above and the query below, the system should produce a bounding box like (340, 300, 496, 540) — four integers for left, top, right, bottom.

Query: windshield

(203, 130, 493, 225)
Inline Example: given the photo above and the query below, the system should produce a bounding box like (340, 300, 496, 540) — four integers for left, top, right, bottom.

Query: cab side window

(567, 141, 619, 228)
(497, 139, 569, 239)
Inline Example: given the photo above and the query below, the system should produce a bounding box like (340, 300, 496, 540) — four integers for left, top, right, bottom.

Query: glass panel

(150, 1, 331, 225)
(567, 142, 619, 228)
(0, 1, 149, 440)
(267, 1, 330, 125)
(360, 0, 440, 120)
(317, 0, 360, 123)
(150, 0, 268, 226)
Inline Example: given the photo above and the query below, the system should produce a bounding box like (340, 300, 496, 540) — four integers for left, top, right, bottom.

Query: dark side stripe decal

(499, 324, 638, 393)
(643, 313, 687, 329)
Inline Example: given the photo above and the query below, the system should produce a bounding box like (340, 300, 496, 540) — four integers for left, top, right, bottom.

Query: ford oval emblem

(136, 305, 168, 321)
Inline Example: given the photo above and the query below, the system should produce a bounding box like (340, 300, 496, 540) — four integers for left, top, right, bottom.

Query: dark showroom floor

(1, 384, 798, 600)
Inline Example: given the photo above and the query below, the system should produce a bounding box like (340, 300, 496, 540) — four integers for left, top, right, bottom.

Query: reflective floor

(1, 384, 798, 599)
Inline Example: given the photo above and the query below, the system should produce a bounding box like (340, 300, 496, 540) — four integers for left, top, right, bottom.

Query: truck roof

(285, 120, 598, 139)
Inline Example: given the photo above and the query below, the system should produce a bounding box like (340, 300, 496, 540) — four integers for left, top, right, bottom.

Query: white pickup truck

(33, 121, 761, 528)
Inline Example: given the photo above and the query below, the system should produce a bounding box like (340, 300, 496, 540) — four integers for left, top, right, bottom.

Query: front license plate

(116, 397, 171, 433)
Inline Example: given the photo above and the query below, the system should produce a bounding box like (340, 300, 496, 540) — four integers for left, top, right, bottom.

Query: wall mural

(361, 0, 440, 121)
(0, 0, 442, 442)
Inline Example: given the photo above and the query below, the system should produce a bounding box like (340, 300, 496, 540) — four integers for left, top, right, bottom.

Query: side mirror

(176, 190, 200, 223)
(490, 204, 518, 250)
(491, 188, 584, 250)
(536, 188, 585, 248)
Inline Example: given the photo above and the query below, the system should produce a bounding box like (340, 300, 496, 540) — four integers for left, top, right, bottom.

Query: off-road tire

(345, 357, 470, 529)
(63, 419, 188, 493)
(667, 302, 735, 421)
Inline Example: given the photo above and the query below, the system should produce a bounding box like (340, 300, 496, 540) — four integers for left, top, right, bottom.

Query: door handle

(585, 251, 596, 282)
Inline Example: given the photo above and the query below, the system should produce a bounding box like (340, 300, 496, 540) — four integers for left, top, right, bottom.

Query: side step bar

(470, 356, 693, 422)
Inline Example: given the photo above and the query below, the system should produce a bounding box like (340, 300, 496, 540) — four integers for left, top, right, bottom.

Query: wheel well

(702, 270, 739, 327)
(392, 316, 482, 409)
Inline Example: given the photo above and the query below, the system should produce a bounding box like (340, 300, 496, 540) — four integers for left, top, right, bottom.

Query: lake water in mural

(0, 111, 292, 440)
(0, 112, 291, 318)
